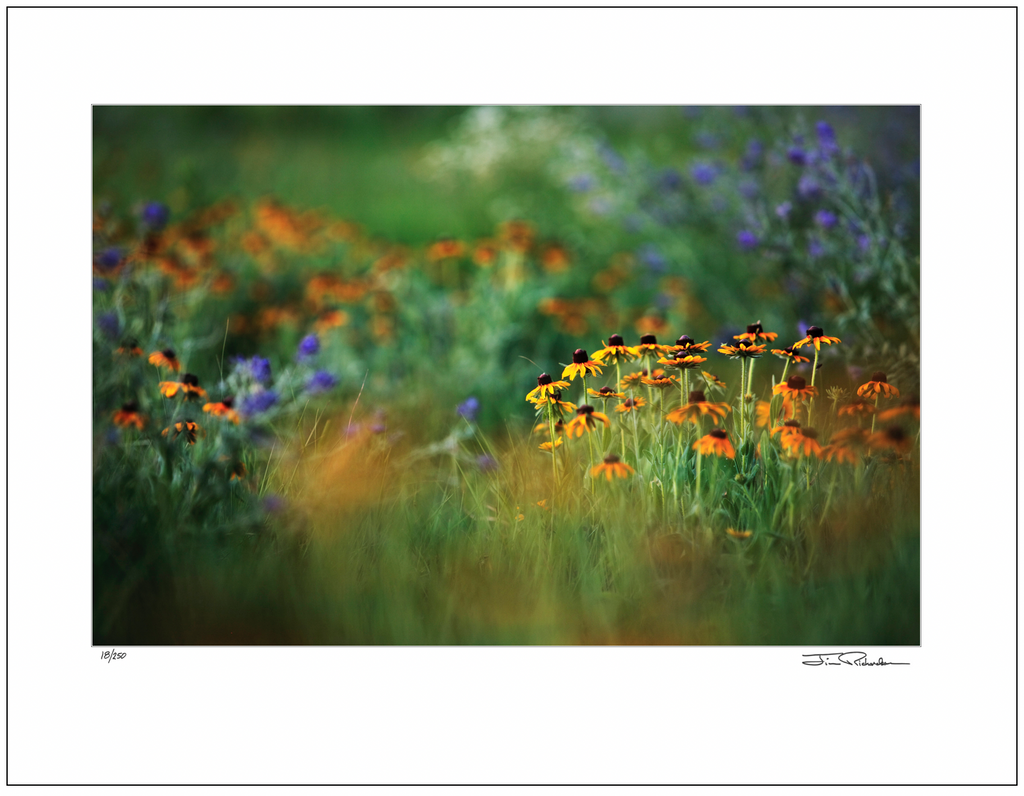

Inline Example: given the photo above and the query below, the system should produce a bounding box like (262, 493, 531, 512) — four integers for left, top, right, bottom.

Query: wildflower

(857, 372, 900, 400)
(97, 312, 120, 340)
(868, 425, 913, 455)
(472, 239, 499, 267)
(773, 375, 817, 402)
(734, 322, 778, 344)
(588, 386, 626, 401)
(565, 405, 610, 438)
(771, 419, 804, 443)
(475, 454, 499, 473)
(776, 201, 793, 220)
(641, 370, 677, 390)
(202, 396, 241, 424)
(754, 400, 773, 428)
(297, 334, 320, 361)
(786, 146, 807, 166)
(718, 340, 766, 359)
(148, 348, 181, 372)
(823, 427, 868, 464)
(816, 121, 839, 156)
(240, 390, 279, 417)
(233, 355, 272, 385)
(838, 397, 876, 419)
(221, 457, 247, 481)
(590, 454, 635, 481)
(690, 163, 716, 186)
(94, 247, 124, 272)
(693, 429, 735, 459)
(632, 333, 671, 358)
(736, 230, 758, 250)
(141, 201, 170, 230)
(526, 373, 571, 403)
(159, 373, 207, 400)
(797, 173, 821, 200)
(771, 346, 810, 364)
(112, 401, 145, 430)
(592, 334, 638, 364)
(534, 419, 566, 438)
(162, 420, 203, 445)
(497, 219, 535, 253)
(562, 349, 603, 382)
(540, 243, 571, 272)
(701, 371, 727, 391)
(615, 397, 646, 414)
(793, 325, 841, 351)
(539, 438, 564, 452)
(116, 338, 144, 357)
(815, 210, 838, 230)
(94, 277, 109, 292)
(567, 174, 595, 192)
(426, 237, 465, 261)
(620, 370, 648, 390)
(657, 352, 707, 371)
(532, 392, 577, 420)
(314, 309, 349, 333)
(667, 390, 731, 426)
(781, 426, 823, 458)
(671, 335, 712, 354)
(878, 396, 920, 423)
(457, 396, 480, 422)
(726, 528, 753, 539)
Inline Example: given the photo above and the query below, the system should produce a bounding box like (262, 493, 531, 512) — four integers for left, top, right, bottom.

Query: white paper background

(5, 5, 1017, 786)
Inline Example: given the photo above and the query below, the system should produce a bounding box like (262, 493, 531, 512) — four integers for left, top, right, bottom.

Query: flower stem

(807, 346, 820, 427)
(616, 361, 627, 455)
(547, 403, 558, 500)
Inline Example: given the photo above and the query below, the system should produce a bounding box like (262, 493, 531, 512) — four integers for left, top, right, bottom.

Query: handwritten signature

(802, 652, 909, 667)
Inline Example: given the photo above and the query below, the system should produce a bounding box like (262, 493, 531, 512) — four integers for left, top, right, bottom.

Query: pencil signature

(802, 652, 909, 667)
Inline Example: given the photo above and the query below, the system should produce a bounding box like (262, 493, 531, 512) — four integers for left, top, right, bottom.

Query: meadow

(93, 106, 920, 645)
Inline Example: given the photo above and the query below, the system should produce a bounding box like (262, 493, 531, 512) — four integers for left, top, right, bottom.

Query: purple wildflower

(786, 146, 807, 166)
(599, 144, 626, 174)
(776, 201, 793, 220)
(233, 355, 273, 385)
(240, 390, 279, 417)
(741, 139, 763, 171)
(261, 495, 287, 514)
(95, 247, 123, 272)
(797, 174, 822, 200)
(305, 370, 338, 395)
(738, 179, 759, 199)
(93, 277, 109, 292)
(97, 311, 120, 340)
(808, 238, 825, 259)
(475, 454, 499, 473)
(457, 396, 481, 422)
(857, 234, 872, 253)
(814, 210, 838, 230)
(639, 244, 667, 273)
(690, 163, 716, 186)
(297, 334, 320, 360)
(816, 121, 839, 156)
(736, 230, 758, 251)
(567, 174, 595, 193)
(141, 201, 170, 230)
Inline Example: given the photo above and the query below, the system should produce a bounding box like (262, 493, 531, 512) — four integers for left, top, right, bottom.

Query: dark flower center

(122, 338, 138, 349)
(689, 390, 706, 404)
(578, 405, 595, 415)
(551, 392, 563, 403)
(871, 371, 888, 383)
(537, 373, 552, 386)
(640, 334, 657, 345)
(747, 322, 763, 334)
(598, 387, 616, 395)
(640, 369, 648, 377)
(886, 426, 907, 442)
(162, 348, 176, 358)
(182, 373, 199, 386)
(802, 427, 819, 439)
(787, 375, 807, 390)
(603, 454, 620, 464)
(675, 335, 694, 347)
(782, 346, 795, 355)
(806, 326, 824, 338)
(573, 348, 589, 364)
(122, 401, 138, 413)
(709, 429, 727, 440)
(783, 420, 802, 428)
(608, 334, 625, 347)
(623, 399, 637, 408)
(221, 396, 235, 408)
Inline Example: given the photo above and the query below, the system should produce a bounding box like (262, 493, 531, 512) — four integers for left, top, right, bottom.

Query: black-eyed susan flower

(754, 400, 773, 428)
(770, 346, 811, 364)
(666, 390, 731, 426)
(615, 397, 646, 414)
(112, 401, 145, 430)
(878, 395, 920, 423)
(780, 426, 823, 458)
(733, 321, 778, 343)
(838, 397, 877, 419)
(632, 333, 671, 358)
(620, 369, 649, 390)
(773, 375, 818, 402)
(693, 429, 735, 458)
(532, 392, 577, 419)
(534, 419, 566, 438)
(592, 334, 638, 365)
(590, 454, 635, 481)
(717, 339, 766, 359)
(525, 372, 570, 403)
(770, 420, 805, 448)
(562, 349, 603, 382)
(701, 371, 727, 391)
(148, 348, 180, 372)
(203, 396, 241, 424)
(539, 438, 564, 452)
(641, 370, 678, 390)
(162, 420, 203, 445)
(822, 427, 868, 464)
(671, 334, 712, 354)
(159, 373, 208, 400)
(726, 528, 753, 539)
(116, 338, 144, 357)
(857, 371, 900, 400)
(565, 404, 610, 438)
(426, 237, 466, 262)
(657, 352, 708, 371)
(867, 425, 913, 455)
(793, 325, 841, 351)
(588, 385, 625, 401)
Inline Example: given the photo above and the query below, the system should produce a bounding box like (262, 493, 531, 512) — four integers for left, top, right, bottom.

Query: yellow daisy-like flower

(657, 353, 708, 371)
(770, 346, 811, 364)
(539, 438, 564, 452)
(532, 393, 577, 419)
(792, 325, 841, 351)
(693, 429, 735, 459)
(867, 425, 913, 454)
(588, 386, 626, 401)
(615, 397, 646, 413)
(671, 335, 712, 354)
(525, 373, 571, 403)
(161, 420, 204, 445)
(202, 397, 241, 424)
(590, 454, 636, 481)
(148, 348, 181, 372)
(717, 340, 766, 359)
(857, 371, 900, 400)
(822, 427, 868, 464)
(620, 369, 649, 390)
(772, 375, 817, 402)
(838, 397, 877, 419)
(112, 401, 145, 430)
(631, 333, 671, 358)
(666, 390, 731, 426)
(562, 349, 604, 381)
(564, 405, 611, 438)
(426, 237, 466, 262)
(592, 334, 639, 365)
(780, 426, 823, 458)
(701, 371, 727, 391)
(641, 372, 678, 390)
(733, 321, 778, 343)
(159, 373, 208, 400)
